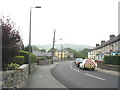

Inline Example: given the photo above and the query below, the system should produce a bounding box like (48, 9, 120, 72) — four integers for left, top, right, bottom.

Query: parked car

(75, 58, 84, 67)
(79, 58, 97, 70)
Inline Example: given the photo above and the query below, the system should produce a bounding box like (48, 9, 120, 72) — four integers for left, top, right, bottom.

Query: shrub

(103, 55, 120, 65)
(36, 57, 46, 60)
(1, 16, 22, 70)
(19, 50, 36, 64)
(46, 56, 51, 59)
(7, 63, 20, 70)
(13, 56, 24, 65)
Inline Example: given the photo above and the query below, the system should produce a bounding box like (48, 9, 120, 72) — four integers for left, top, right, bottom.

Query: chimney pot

(101, 40, 105, 44)
(96, 44, 99, 47)
(110, 35, 115, 40)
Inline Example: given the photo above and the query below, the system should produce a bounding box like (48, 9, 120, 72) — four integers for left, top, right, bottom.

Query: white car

(75, 58, 83, 67)
(79, 58, 97, 70)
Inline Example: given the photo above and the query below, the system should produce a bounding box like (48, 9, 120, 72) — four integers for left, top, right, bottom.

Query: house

(88, 34, 120, 61)
(55, 49, 74, 60)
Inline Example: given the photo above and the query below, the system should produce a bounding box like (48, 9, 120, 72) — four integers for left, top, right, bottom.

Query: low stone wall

(38, 60, 51, 65)
(96, 61, 119, 71)
(0, 63, 37, 89)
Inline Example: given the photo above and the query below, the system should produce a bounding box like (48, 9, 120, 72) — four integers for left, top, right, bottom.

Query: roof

(57, 49, 68, 52)
(33, 51, 52, 57)
(94, 34, 120, 50)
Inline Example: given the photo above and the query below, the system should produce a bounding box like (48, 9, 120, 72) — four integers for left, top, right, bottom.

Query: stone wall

(38, 60, 51, 65)
(97, 61, 119, 71)
(0, 63, 37, 89)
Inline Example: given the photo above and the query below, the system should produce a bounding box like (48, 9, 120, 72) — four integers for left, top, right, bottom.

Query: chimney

(110, 35, 115, 40)
(96, 44, 99, 47)
(101, 40, 105, 45)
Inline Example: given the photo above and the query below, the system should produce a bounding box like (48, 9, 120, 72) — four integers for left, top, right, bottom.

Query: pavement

(25, 61, 119, 88)
(25, 62, 67, 89)
(95, 67, 119, 76)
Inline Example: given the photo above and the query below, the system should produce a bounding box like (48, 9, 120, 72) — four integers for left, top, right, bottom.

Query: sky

(0, 0, 119, 47)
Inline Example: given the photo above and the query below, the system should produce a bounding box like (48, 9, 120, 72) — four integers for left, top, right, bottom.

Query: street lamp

(51, 30, 62, 64)
(29, 6, 41, 74)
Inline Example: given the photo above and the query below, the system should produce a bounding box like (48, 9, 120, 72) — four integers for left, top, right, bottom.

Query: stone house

(88, 34, 120, 61)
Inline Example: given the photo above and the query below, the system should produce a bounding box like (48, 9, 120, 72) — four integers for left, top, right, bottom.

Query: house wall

(55, 51, 73, 59)
(88, 35, 120, 61)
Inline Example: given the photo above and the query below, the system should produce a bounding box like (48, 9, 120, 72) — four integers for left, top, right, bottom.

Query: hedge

(103, 55, 120, 65)
(36, 57, 46, 60)
(19, 50, 36, 64)
(13, 56, 24, 65)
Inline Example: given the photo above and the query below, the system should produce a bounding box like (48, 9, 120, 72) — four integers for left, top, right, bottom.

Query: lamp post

(29, 6, 41, 74)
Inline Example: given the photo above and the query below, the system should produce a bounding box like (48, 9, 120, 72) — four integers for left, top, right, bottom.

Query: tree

(24, 45, 33, 52)
(1, 16, 22, 70)
(78, 48, 92, 58)
(32, 45, 41, 51)
(40, 49, 46, 52)
(48, 48, 57, 52)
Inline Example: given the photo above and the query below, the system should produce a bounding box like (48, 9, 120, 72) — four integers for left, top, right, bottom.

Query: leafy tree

(78, 48, 92, 58)
(40, 49, 46, 52)
(24, 45, 32, 52)
(1, 16, 22, 70)
(64, 47, 91, 59)
(32, 45, 40, 51)
(48, 48, 57, 52)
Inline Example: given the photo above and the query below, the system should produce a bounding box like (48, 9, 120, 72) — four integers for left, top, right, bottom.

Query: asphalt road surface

(50, 61, 119, 88)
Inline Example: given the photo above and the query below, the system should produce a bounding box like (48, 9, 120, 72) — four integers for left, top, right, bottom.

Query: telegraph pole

(61, 44, 63, 61)
(51, 30, 56, 64)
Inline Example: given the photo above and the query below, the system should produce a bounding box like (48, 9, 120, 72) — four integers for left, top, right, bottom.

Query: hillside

(35, 44, 94, 51)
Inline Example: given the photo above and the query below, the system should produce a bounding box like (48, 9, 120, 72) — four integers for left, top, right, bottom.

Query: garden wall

(0, 63, 37, 89)
(97, 61, 120, 71)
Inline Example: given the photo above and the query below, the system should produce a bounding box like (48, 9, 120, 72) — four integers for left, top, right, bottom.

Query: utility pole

(61, 44, 63, 61)
(51, 29, 56, 64)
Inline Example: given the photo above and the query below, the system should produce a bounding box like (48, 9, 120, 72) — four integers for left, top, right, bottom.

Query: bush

(19, 50, 36, 64)
(7, 63, 20, 70)
(46, 56, 51, 59)
(1, 16, 22, 70)
(13, 56, 24, 65)
(103, 55, 120, 65)
(36, 57, 46, 60)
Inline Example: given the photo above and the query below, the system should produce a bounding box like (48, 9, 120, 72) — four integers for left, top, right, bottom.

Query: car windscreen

(78, 59, 83, 62)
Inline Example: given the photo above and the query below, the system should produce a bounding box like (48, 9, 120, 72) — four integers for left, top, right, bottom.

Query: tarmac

(25, 61, 119, 88)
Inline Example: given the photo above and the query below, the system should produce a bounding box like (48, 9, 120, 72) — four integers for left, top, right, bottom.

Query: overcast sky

(0, 0, 119, 47)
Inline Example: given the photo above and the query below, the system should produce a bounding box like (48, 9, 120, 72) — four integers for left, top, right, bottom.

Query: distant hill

(35, 44, 94, 51)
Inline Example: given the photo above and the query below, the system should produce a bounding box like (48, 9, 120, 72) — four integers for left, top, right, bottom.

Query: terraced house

(88, 34, 120, 61)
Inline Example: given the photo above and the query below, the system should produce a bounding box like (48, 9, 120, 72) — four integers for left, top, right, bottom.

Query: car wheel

(77, 64, 79, 67)
(82, 67, 85, 70)
(91, 68, 95, 71)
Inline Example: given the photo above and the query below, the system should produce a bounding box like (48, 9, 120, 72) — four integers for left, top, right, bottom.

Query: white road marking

(38, 75, 43, 78)
(85, 73, 106, 81)
(49, 69, 67, 89)
(50, 66, 55, 69)
(73, 69, 79, 72)
(70, 62, 73, 69)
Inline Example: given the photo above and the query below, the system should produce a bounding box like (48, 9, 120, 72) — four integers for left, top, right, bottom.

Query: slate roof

(93, 34, 120, 50)
(33, 51, 52, 57)
(57, 49, 68, 52)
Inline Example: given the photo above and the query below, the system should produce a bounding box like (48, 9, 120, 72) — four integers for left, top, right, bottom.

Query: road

(50, 61, 119, 88)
